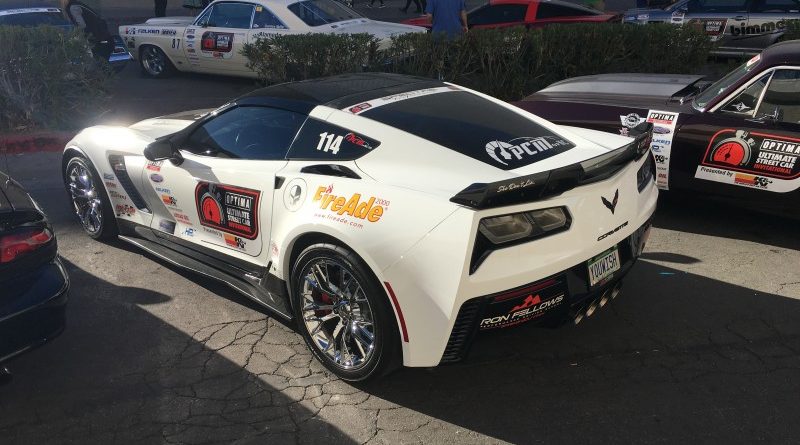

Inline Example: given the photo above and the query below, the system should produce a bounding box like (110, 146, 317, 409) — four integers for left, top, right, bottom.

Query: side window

(536, 3, 596, 18)
(469, 4, 528, 25)
(252, 5, 287, 28)
(206, 2, 255, 28)
(719, 72, 771, 117)
(757, 69, 800, 124)
(186, 106, 306, 160)
(751, 0, 800, 11)
(687, 0, 749, 12)
(287, 118, 380, 160)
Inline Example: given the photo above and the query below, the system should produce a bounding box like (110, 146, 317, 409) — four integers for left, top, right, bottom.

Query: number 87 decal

(316, 132, 342, 154)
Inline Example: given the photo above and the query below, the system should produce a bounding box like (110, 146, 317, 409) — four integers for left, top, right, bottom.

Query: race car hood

(127, 109, 212, 139)
(526, 73, 708, 109)
(329, 19, 425, 40)
(143, 16, 196, 26)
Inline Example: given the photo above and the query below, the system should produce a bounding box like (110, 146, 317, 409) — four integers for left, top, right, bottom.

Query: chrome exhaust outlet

(611, 283, 622, 299)
(585, 301, 598, 317)
(573, 312, 584, 325)
(599, 290, 610, 308)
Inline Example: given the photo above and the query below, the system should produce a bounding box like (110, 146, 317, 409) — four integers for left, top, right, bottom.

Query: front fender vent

(108, 155, 150, 212)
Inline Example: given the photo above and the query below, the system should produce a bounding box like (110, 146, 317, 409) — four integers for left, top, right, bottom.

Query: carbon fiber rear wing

(450, 124, 653, 210)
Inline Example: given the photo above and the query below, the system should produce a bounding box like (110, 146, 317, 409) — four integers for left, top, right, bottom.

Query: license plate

(587, 247, 621, 287)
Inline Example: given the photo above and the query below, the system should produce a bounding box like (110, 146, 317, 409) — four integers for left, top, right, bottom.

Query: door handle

(734, 15, 747, 20)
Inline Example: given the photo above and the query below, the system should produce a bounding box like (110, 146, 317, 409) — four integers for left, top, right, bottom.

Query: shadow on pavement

(0, 260, 356, 445)
(361, 257, 800, 443)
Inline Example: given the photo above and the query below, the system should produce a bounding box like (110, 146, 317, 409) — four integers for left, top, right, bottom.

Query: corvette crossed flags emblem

(601, 189, 619, 214)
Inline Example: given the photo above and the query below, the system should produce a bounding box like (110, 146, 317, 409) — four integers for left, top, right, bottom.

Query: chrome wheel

(141, 46, 166, 76)
(300, 258, 376, 370)
(67, 161, 103, 235)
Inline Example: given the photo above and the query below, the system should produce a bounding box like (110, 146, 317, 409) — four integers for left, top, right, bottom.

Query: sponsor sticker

(195, 182, 260, 239)
(150, 173, 164, 183)
(342, 86, 459, 114)
(103, 173, 115, 180)
(115, 204, 136, 217)
(479, 282, 566, 330)
(146, 161, 162, 172)
(312, 185, 388, 227)
(158, 219, 176, 234)
(695, 129, 800, 192)
(645, 110, 679, 190)
(484, 136, 573, 168)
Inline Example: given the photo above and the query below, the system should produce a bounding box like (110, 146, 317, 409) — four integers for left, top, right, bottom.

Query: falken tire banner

(695, 129, 800, 193)
(195, 182, 260, 239)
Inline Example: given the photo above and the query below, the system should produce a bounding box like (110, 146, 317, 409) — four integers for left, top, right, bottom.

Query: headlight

(479, 207, 569, 245)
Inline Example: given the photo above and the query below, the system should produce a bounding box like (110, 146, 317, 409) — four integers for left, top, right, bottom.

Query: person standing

(368, 0, 386, 9)
(425, 0, 466, 38)
(400, 0, 421, 13)
(155, 0, 168, 17)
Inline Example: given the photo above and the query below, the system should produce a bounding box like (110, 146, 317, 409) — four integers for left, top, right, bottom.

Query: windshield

(288, 0, 362, 26)
(0, 10, 71, 27)
(694, 55, 760, 109)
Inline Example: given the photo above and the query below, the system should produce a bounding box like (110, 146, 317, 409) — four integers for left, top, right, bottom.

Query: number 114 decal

(316, 132, 343, 154)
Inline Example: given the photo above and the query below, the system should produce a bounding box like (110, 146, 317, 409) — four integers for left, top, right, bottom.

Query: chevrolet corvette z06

(62, 73, 657, 381)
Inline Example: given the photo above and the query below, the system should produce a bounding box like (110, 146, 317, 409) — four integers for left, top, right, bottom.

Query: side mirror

(144, 139, 183, 165)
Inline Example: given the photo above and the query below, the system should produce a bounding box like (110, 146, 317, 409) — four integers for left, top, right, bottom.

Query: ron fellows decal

(195, 182, 262, 256)
(479, 283, 566, 330)
(694, 129, 800, 193)
(312, 185, 388, 228)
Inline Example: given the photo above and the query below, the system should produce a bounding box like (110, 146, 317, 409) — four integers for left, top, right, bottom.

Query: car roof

(0, 1, 59, 10)
(760, 40, 800, 67)
(238, 73, 445, 111)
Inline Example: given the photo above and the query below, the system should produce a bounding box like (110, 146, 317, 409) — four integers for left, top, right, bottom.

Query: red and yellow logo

(312, 185, 386, 223)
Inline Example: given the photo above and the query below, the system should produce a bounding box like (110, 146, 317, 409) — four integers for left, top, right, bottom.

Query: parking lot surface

(1, 66, 799, 444)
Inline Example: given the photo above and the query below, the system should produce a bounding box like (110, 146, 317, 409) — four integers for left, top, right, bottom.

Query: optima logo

(312, 186, 386, 222)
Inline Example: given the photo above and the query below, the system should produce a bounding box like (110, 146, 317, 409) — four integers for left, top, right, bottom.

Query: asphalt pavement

(1, 63, 800, 445)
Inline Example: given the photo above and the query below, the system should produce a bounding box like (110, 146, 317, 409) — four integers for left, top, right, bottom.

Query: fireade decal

(312, 185, 386, 223)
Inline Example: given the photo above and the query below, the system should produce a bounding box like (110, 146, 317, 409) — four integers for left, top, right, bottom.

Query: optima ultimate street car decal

(695, 129, 800, 193)
(195, 182, 261, 239)
(646, 110, 679, 190)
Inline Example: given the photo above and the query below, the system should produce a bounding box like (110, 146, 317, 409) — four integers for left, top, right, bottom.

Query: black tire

(139, 45, 174, 78)
(64, 156, 118, 240)
(290, 243, 401, 382)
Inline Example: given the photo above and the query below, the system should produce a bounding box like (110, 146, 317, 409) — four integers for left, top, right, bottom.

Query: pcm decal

(695, 129, 800, 193)
(646, 110, 679, 190)
(484, 136, 574, 168)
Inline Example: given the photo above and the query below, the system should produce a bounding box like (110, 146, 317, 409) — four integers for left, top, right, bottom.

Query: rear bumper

(0, 258, 69, 364)
(441, 219, 651, 363)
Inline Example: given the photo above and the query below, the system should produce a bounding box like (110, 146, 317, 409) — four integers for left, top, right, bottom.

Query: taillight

(0, 228, 53, 263)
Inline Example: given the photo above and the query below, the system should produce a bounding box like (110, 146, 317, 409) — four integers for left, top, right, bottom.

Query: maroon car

(401, 0, 618, 30)
(514, 41, 800, 218)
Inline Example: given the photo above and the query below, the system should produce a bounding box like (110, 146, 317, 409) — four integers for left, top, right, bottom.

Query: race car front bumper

(439, 219, 651, 363)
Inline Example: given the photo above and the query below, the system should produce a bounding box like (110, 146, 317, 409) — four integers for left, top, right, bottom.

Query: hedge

(0, 26, 110, 133)
(243, 24, 714, 101)
(785, 20, 800, 41)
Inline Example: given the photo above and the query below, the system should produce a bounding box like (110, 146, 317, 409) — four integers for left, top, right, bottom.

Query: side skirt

(117, 234, 293, 321)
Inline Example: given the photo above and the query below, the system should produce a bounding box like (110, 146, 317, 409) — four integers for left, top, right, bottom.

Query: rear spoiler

(450, 124, 653, 210)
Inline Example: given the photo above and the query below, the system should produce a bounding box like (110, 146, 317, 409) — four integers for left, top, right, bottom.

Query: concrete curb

(0, 132, 74, 155)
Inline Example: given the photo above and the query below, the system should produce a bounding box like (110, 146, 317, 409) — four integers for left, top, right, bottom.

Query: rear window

(0, 11, 71, 27)
(358, 90, 575, 170)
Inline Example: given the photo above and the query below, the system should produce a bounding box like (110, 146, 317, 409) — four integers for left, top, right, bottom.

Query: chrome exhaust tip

(585, 301, 598, 317)
(611, 284, 622, 299)
(573, 312, 584, 325)
(599, 293, 610, 307)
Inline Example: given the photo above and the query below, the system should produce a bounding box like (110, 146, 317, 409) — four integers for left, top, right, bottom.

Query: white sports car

(62, 73, 657, 381)
(121, 0, 425, 78)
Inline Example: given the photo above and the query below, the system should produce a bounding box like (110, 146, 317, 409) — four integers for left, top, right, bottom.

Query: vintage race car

(122, 0, 425, 78)
(622, 0, 799, 56)
(62, 73, 656, 381)
(515, 41, 800, 218)
(401, 0, 618, 30)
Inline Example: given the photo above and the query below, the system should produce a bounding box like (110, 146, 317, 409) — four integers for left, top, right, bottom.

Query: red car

(402, 0, 618, 30)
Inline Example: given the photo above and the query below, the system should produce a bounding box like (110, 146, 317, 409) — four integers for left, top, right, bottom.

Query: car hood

(526, 72, 707, 108)
(143, 16, 195, 26)
(127, 108, 211, 139)
(329, 19, 426, 39)
(622, 8, 674, 20)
